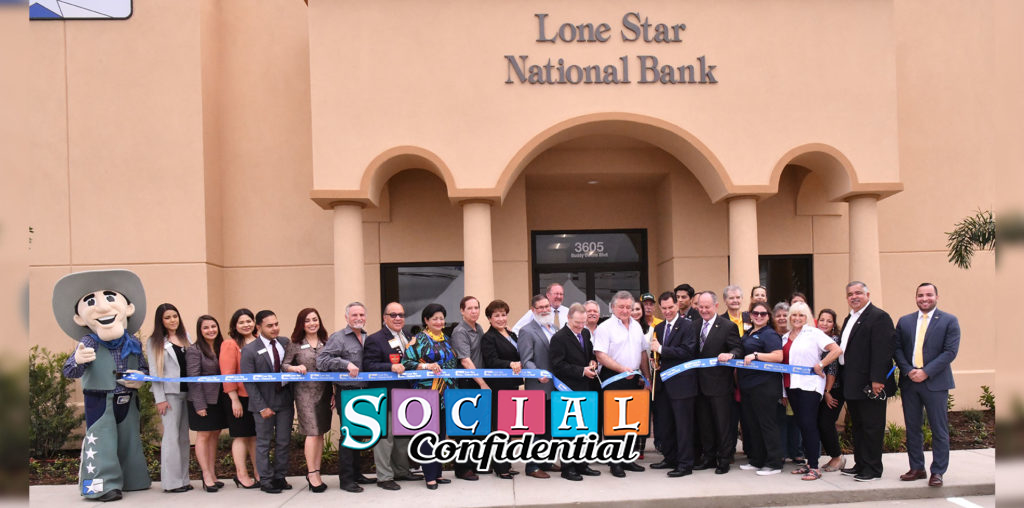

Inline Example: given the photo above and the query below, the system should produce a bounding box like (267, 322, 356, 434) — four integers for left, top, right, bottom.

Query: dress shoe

(622, 462, 645, 472)
(436, 478, 451, 484)
(396, 473, 424, 481)
(339, 482, 364, 493)
(667, 468, 693, 478)
(95, 489, 123, 502)
(578, 466, 601, 476)
(260, 484, 282, 494)
(929, 473, 944, 487)
(526, 470, 550, 479)
(164, 485, 190, 493)
(609, 464, 625, 478)
(560, 471, 583, 481)
(900, 469, 927, 481)
(457, 471, 479, 481)
(840, 467, 860, 477)
(694, 461, 717, 471)
(377, 480, 401, 491)
(715, 464, 730, 475)
(355, 475, 376, 484)
(650, 461, 677, 470)
(233, 477, 259, 489)
(854, 473, 879, 482)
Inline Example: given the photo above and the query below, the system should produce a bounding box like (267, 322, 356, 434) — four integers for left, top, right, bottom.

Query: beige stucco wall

(16, 0, 1012, 412)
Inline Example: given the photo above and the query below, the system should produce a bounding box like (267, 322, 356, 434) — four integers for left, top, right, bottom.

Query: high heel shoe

(306, 470, 327, 493)
(202, 482, 219, 493)
(233, 476, 259, 489)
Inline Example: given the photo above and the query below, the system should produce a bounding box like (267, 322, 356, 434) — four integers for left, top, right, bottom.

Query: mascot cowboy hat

(51, 269, 147, 339)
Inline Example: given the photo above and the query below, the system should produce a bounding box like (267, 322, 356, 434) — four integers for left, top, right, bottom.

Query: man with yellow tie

(893, 283, 961, 487)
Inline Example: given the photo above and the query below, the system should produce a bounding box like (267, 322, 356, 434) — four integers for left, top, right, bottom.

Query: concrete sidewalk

(29, 449, 994, 507)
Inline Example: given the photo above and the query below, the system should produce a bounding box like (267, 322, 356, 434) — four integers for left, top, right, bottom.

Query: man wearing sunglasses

(362, 302, 422, 490)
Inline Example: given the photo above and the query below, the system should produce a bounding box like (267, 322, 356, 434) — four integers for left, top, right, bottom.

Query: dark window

(380, 262, 463, 336)
(758, 254, 814, 310)
(531, 229, 648, 316)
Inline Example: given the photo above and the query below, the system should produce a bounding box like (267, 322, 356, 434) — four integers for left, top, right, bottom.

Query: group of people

(117, 278, 961, 494)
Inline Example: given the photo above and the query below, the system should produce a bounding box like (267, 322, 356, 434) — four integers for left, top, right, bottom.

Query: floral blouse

(402, 330, 458, 403)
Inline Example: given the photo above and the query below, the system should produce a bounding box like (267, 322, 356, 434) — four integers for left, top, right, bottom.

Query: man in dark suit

(362, 302, 421, 490)
(240, 310, 295, 494)
(692, 291, 743, 474)
(518, 294, 560, 478)
(317, 302, 373, 493)
(649, 292, 698, 478)
(549, 303, 602, 481)
(893, 283, 960, 487)
(838, 281, 896, 482)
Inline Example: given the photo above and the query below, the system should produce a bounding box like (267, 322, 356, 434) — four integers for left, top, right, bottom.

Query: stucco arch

(496, 112, 734, 203)
(360, 146, 458, 206)
(769, 143, 902, 202)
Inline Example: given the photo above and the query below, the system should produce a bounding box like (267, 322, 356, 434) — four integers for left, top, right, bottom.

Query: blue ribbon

(124, 368, 574, 392)
(659, 358, 815, 382)
(598, 369, 650, 389)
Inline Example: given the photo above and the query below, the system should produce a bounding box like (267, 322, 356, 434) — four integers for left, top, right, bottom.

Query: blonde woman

(146, 303, 196, 493)
(782, 302, 841, 481)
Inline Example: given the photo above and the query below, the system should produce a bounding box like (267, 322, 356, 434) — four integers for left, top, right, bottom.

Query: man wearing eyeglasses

(362, 302, 422, 490)
(837, 281, 896, 482)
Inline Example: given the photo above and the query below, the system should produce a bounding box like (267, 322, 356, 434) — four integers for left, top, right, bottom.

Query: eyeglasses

(750, 311, 769, 318)
(384, 313, 406, 319)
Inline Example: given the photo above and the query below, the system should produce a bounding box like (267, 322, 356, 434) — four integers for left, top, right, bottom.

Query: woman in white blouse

(781, 302, 841, 481)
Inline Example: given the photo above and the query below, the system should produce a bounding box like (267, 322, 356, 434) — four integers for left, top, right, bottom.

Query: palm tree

(946, 209, 995, 269)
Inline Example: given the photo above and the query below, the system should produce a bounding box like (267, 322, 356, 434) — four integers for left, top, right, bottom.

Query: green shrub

(883, 422, 906, 453)
(29, 346, 83, 458)
(979, 385, 995, 411)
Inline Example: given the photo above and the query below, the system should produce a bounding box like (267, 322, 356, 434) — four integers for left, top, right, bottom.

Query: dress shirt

(839, 302, 868, 365)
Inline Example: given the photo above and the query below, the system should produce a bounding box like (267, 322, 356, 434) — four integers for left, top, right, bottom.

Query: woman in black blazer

(480, 299, 523, 479)
(187, 315, 229, 492)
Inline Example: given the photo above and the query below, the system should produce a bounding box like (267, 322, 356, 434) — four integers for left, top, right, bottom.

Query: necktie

(269, 340, 281, 372)
(700, 321, 710, 350)
(913, 313, 929, 367)
(576, 332, 585, 350)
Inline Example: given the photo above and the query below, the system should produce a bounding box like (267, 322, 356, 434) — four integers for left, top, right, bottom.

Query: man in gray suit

(240, 310, 294, 494)
(518, 294, 560, 478)
(893, 283, 960, 487)
(317, 301, 373, 493)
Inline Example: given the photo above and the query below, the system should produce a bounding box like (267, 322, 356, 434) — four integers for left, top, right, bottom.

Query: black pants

(817, 385, 845, 458)
(787, 388, 823, 469)
(696, 393, 735, 465)
(653, 392, 696, 469)
(847, 397, 887, 477)
(740, 382, 783, 469)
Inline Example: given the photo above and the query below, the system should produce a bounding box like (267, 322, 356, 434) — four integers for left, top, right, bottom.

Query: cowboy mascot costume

(55, 270, 152, 501)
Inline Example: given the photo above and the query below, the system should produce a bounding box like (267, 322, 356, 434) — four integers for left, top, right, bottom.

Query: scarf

(90, 332, 143, 361)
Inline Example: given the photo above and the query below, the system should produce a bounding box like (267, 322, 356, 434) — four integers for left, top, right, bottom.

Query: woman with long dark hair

(402, 303, 458, 490)
(186, 315, 228, 491)
(145, 303, 193, 493)
(815, 308, 847, 472)
(218, 308, 260, 488)
(737, 301, 785, 476)
(282, 308, 333, 493)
